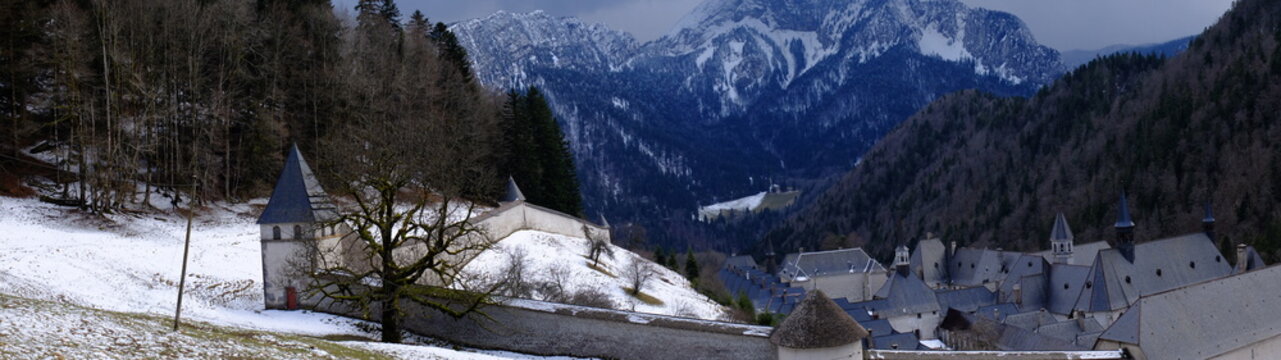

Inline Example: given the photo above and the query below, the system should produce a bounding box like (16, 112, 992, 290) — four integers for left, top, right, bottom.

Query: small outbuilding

(770, 290, 869, 360)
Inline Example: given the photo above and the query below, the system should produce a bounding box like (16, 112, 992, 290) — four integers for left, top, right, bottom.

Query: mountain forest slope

(452, 0, 1064, 249)
(770, 0, 1281, 263)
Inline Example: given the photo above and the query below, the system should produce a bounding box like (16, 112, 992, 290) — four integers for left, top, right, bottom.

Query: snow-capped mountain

(451, 0, 1065, 246)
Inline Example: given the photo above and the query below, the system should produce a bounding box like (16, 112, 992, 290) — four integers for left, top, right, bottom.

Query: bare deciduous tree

(624, 258, 656, 296)
(584, 225, 613, 267)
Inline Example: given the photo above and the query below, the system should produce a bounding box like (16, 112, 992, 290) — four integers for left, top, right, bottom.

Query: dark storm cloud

(339, 0, 1234, 50)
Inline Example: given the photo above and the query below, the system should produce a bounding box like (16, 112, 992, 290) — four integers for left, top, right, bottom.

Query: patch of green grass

(620, 287, 665, 306)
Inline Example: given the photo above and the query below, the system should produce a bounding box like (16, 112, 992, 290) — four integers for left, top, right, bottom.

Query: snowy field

(0, 196, 583, 359)
(461, 230, 729, 320)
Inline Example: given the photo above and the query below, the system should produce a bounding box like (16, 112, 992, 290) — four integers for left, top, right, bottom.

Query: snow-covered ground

(697, 191, 767, 220)
(460, 230, 729, 320)
(0, 196, 582, 359)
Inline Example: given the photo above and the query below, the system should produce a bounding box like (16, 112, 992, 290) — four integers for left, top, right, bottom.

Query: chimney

(1115, 192, 1136, 263)
(1236, 243, 1249, 273)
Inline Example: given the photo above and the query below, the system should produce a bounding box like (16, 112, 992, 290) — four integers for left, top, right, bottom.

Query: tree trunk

(380, 283, 402, 343)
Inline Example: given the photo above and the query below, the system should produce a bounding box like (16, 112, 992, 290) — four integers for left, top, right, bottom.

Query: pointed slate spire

(1051, 212, 1074, 264)
(501, 176, 526, 203)
(258, 144, 337, 224)
(1115, 192, 1135, 229)
(598, 214, 610, 228)
(1115, 192, 1136, 262)
(1203, 201, 1216, 242)
(1051, 213, 1075, 242)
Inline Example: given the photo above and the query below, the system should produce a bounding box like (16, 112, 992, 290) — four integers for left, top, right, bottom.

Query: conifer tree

(684, 248, 701, 280)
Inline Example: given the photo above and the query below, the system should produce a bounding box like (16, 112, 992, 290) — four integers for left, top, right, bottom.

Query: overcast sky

(340, 0, 1234, 51)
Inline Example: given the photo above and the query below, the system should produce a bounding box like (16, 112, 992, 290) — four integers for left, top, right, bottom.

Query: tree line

(0, 0, 582, 215)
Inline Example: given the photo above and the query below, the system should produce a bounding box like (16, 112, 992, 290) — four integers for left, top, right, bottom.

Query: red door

(286, 287, 298, 310)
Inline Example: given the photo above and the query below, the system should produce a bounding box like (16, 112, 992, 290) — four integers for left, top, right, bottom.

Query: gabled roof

(258, 145, 338, 224)
(949, 248, 1005, 287)
(873, 272, 941, 315)
(1073, 233, 1232, 312)
(935, 286, 996, 312)
(723, 255, 758, 271)
(975, 303, 1021, 321)
(780, 248, 883, 279)
(909, 238, 949, 286)
(769, 290, 868, 349)
(501, 177, 526, 202)
(870, 333, 921, 350)
(1098, 265, 1281, 359)
(1046, 264, 1090, 315)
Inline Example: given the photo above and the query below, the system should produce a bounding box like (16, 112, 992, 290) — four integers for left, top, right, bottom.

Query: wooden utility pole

(173, 186, 195, 332)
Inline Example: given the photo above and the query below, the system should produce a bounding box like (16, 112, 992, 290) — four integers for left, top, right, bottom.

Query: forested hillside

(0, 0, 581, 214)
(769, 0, 1281, 263)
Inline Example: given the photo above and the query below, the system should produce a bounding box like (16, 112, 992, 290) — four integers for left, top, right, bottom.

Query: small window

(971, 263, 975, 269)
(294, 225, 303, 239)
(1085, 281, 1093, 289)
(1064, 283, 1070, 290)
(934, 262, 939, 269)
(272, 226, 281, 240)
(1156, 269, 1163, 277)
(917, 313, 922, 319)
(1216, 255, 1222, 263)
(1027, 261, 1033, 267)
(1190, 261, 1196, 269)
(1125, 276, 1132, 284)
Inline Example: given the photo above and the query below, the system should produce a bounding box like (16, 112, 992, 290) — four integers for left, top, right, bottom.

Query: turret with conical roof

(1050, 213, 1075, 264)
(501, 176, 526, 203)
(770, 290, 868, 359)
(257, 144, 340, 310)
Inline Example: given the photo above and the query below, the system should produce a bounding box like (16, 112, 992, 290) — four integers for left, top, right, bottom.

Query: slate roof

(501, 177, 526, 202)
(724, 255, 758, 271)
(935, 287, 996, 312)
(1073, 233, 1232, 312)
(909, 238, 949, 287)
(258, 145, 338, 225)
(1035, 318, 1104, 344)
(780, 248, 884, 280)
(1002, 310, 1058, 331)
(873, 272, 940, 315)
(975, 303, 1020, 321)
(1098, 265, 1281, 359)
(870, 333, 921, 350)
(1115, 192, 1135, 229)
(717, 267, 805, 314)
(998, 255, 1049, 304)
(1046, 264, 1090, 315)
(860, 319, 894, 337)
(1032, 241, 1110, 266)
(952, 310, 1090, 351)
(949, 248, 1006, 287)
(769, 290, 868, 349)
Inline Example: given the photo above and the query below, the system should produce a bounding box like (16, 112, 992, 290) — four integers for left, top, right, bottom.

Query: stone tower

(257, 144, 340, 310)
(1050, 213, 1075, 265)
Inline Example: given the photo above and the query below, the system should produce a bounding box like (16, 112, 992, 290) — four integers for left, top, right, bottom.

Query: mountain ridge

(451, 0, 1065, 248)
(768, 0, 1281, 262)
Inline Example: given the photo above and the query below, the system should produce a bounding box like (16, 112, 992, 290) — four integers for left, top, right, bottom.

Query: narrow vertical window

(294, 225, 303, 239)
(272, 226, 281, 240)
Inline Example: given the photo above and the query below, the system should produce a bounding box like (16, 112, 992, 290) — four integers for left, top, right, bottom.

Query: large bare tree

(302, 8, 504, 344)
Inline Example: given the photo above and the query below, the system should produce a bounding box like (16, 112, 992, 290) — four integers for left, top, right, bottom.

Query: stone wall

(315, 296, 776, 360)
(865, 350, 1123, 360)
